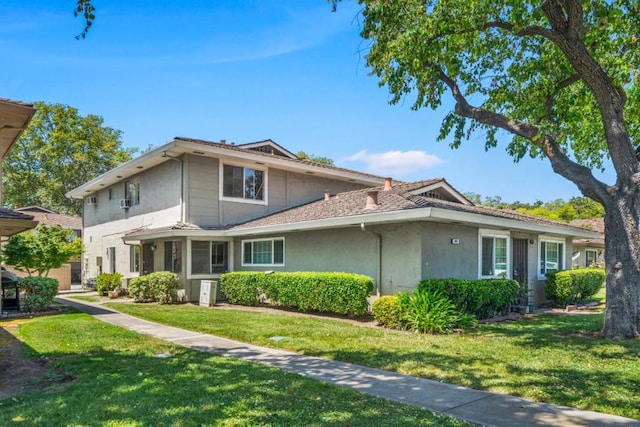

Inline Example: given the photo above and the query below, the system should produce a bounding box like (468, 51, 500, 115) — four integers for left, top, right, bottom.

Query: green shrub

(418, 278, 520, 319)
(127, 272, 180, 304)
(220, 272, 265, 305)
(19, 276, 58, 312)
(96, 273, 123, 296)
(151, 271, 180, 304)
(397, 290, 477, 334)
(128, 275, 154, 302)
(221, 272, 374, 316)
(545, 268, 605, 305)
(372, 295, 403, 328)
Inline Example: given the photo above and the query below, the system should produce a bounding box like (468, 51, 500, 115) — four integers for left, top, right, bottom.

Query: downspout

(360, 222, 382, 296)
(162, 151, 185, 223)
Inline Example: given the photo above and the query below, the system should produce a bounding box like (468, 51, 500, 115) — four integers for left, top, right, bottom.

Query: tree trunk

(601, 195, 640, 338)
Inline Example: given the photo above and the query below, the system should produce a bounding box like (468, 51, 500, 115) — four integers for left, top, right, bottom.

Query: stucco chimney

(220, 139, 226, 145)
(324, 189, 330, 201)
(366, 190, 379, 208)
(384, 177, 393, 191)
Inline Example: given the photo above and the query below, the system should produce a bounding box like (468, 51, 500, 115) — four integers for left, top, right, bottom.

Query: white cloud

(339, 149, 444, 178)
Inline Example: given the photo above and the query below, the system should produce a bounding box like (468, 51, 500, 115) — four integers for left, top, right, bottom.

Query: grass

(105, 302, 640, 420)
(67, 295, 101, 303)
(0, 311, 467, 427)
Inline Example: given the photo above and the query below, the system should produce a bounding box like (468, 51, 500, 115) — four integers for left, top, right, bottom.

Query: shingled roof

(231, 179, 592, 234)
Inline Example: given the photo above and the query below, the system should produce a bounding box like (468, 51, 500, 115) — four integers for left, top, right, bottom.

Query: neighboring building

(0, 98, 38, 312)
(8, 206, 82, 290)
(570, 218, 605, 268)
(67, 137, 598, 309)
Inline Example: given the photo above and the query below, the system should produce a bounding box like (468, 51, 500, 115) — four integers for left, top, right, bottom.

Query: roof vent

(366, 190, 379, 209)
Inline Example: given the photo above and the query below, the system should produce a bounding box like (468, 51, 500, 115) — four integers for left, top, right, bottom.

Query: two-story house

(67, 137, 597, 309)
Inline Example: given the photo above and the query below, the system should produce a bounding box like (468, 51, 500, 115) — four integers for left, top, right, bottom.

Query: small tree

(3, 225, 83, 277)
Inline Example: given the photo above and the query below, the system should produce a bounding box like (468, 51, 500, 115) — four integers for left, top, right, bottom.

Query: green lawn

(106, 302, 640, 420)
(0, 311, 467, 427)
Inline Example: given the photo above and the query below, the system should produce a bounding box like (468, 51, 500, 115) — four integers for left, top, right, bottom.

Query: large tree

(3, 102, 134, 216)
(356, 0, 640, 338)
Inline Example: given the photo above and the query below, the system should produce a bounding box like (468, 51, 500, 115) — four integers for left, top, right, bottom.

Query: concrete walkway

(55, 296, 640, 427)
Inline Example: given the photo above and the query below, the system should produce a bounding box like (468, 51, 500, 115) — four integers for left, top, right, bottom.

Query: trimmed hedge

(220, 272, 374, 316)
(545, 268, 605, 306)
(19, 276, 59, 312)
(128, 272, 180, 304)
(96, 273, 123, 296)
(417, 278, 521, 319)
(372, 295, 403, 329)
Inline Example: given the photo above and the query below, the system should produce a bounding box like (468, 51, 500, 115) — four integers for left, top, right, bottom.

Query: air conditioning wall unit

(86, 197, 98, 206)
(119, 199, 132, 209)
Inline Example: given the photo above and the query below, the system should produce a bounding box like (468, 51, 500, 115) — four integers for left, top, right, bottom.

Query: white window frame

(538, 236, 566, 279)
(241, 237, 284, 267)
(187, 238, 233, 279)
(478, 229, 510, 279)
(129, 245, 140, 273)
(219, 160, 268, 205)
(125, 178, 140, 205)
(585, 248, 598, 267)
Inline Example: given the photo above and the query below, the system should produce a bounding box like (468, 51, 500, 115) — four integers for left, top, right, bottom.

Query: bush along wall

(372, 290, 477, 334)
(417, 278, 521, 319)
(96, 273, 123, 296)
(545, 268, 605, 306)
(128, 271, 180, 304)
(220, 272, 374, 316)
(19, 276, 59, 312)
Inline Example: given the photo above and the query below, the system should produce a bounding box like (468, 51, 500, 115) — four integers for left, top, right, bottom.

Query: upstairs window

(125, 179, 140, 205)
(223, 164, 264, 201)
(242, 238, 284, 266)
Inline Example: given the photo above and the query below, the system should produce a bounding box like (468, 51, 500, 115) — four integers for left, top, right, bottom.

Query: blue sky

(1, 1, 615, 203)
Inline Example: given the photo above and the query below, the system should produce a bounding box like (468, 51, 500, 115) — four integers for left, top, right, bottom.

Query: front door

(512, 238, 529, 307)
(142, 243, 155, 275)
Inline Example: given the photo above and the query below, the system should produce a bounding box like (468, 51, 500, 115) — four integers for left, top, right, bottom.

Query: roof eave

(226, 207, 600, 238)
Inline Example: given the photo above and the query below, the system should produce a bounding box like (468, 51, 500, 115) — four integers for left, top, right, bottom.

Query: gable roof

(67, 137, 387, 198)
(570, 217, 605, 247)
(14, 206, 81, 230)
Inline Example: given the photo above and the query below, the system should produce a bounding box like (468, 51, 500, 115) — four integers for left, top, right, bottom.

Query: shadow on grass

(1, 319, 464, 427)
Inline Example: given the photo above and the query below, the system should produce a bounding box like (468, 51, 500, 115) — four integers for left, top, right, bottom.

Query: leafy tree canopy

(353, 0, 640, 338)
(3, 225, 83, 277)
(3, 102, 135, 216)
(466, 194, 605, 221)
(296, 151, 335, 165)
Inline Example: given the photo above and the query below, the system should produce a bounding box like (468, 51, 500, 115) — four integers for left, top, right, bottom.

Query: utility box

(199, 280, 218, 307)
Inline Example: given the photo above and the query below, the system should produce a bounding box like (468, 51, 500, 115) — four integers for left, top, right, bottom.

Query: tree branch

(437, 66, 609, 203)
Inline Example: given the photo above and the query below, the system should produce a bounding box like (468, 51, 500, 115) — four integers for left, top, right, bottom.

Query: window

(585, 249, 598, 267)
(164, 241, 182, 273)
(191, 241, 228, 274)
(106, 247, 116, 274)
(130, 245, 140, 273)
(125, 179, 140, 205)
(242, 238, 284, 266)
(108, 188, 114, 200)
(480, 235, 508, 277)
(223, 164, 264, 201)
(539, 238, 565, 277)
